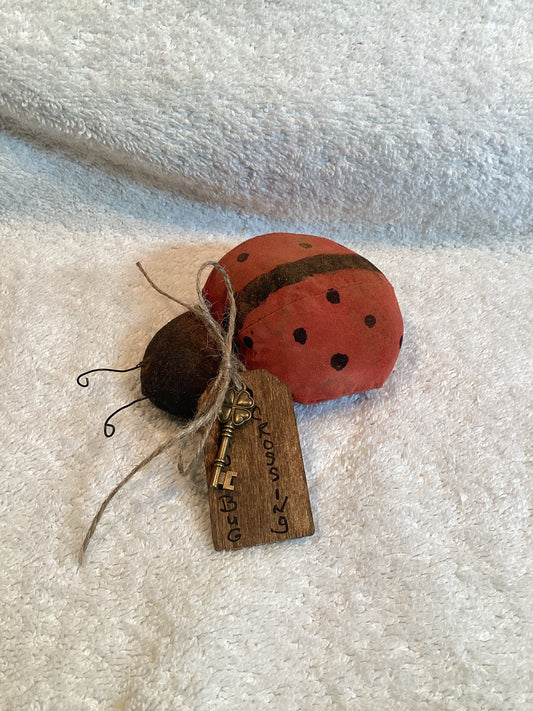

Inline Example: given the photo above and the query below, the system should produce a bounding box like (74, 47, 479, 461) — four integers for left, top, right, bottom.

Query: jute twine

(78, 261, 244, 566)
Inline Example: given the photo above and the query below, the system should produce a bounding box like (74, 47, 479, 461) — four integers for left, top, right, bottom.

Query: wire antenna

(103, 397, 149, 437)
(76, 363, 142, 388)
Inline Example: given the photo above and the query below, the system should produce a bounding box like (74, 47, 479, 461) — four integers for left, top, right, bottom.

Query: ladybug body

(203, 233, 403, 404)
(79, 234, 403, 434)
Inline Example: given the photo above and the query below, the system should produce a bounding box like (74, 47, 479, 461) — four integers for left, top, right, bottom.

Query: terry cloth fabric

(0, 0, 531, 237)
(1, 127, 531, 710)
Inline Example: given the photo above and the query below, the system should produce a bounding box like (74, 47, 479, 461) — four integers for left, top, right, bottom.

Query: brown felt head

(141, 311, 221, 419)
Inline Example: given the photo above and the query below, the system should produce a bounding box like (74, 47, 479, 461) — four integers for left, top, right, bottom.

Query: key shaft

(212, 423, 237, 489)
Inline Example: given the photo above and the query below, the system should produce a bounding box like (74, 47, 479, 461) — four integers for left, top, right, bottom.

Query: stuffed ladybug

(201, 232, 403, 404)
(77, 233, 404, 559)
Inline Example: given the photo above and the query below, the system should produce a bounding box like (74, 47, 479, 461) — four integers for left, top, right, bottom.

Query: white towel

(1, 126, 531, 709)
(1, 0, 531, 235)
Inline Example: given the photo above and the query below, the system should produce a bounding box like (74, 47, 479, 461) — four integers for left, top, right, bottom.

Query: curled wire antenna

(76, 363, 142, 388)
(103, 397, 149, 437)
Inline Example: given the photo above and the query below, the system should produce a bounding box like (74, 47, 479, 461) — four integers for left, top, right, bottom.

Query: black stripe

(235, 253, 380, 330)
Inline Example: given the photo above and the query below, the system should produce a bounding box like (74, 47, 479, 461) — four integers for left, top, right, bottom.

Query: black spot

(331, 353, 349, 370)
(243, 336, 254, 348)
(237, 252, 249, 262)
(365, 314, 376, 328)
(326, 288, 340, 304)
(399, 335, 403, 348)
(293, 328, 307, 344)
(299, 242, 312, 248)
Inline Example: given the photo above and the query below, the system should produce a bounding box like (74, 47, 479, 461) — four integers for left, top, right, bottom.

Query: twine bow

(78, 261, 243, 566)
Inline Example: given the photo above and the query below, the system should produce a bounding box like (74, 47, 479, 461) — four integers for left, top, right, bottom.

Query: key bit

(212, 385, 255, 489)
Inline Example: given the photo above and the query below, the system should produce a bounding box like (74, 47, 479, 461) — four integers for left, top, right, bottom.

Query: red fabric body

(203, 233, 403, 404)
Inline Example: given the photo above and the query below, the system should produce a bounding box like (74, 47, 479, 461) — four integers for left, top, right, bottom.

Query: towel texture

(0, 0, 531, 235)
(1, 128, 531, 710)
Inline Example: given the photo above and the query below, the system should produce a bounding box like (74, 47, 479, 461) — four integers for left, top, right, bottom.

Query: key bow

(219, 387, 254, 426)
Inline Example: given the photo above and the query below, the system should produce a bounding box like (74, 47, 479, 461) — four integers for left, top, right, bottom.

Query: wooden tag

(204, 370, 314, 550)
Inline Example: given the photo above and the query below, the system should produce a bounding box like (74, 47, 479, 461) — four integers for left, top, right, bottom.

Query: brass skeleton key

(211, 386, 255, 490)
